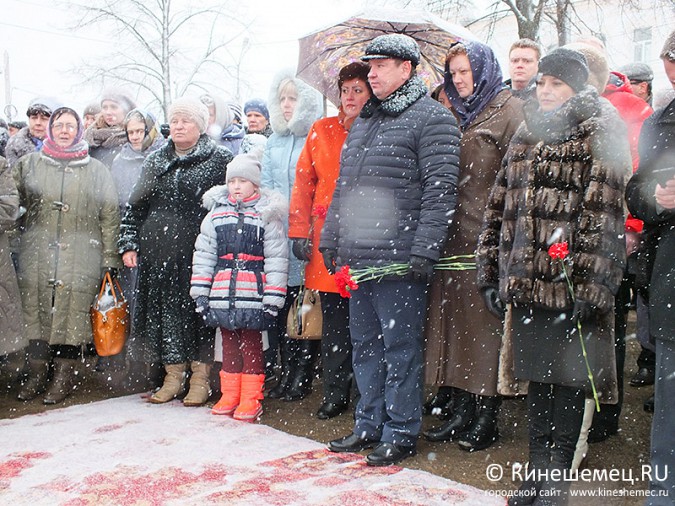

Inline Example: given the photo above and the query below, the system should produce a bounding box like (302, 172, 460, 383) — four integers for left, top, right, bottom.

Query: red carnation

(334, 265, 358, 298)
(312, 205, 327, 219)
(548, 242, 569, 260)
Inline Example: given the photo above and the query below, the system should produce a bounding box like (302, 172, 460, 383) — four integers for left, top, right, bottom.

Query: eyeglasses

(52, 123, 77, 132)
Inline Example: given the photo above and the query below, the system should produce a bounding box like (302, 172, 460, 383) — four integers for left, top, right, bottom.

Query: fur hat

(361, 34, 421, 67)
(244, 99, 269, 121)
(168, 97, 210, 134)
(538, 48, 589, 93)
(565, 43, 609, 93)
(100, 89, 137, 114)
(617, 62, 654, 82)
(226, 153, 261, 187)
(27, 96, 62, 117)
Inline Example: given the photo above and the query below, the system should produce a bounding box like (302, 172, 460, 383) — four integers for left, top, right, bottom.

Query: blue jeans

(348, 279, 428, 447)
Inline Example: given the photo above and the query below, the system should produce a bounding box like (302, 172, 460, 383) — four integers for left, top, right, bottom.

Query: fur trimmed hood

(268, 69, 322, 137)
(201, 185, 288, 224)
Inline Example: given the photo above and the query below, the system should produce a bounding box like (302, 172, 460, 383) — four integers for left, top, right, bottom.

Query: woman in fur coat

(476, 48, 631, 505)
(261, 69, 323, 402)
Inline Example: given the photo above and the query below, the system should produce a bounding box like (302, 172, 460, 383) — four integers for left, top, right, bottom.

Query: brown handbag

(286, 287, 323, 340)
(90, 271, 129, 356)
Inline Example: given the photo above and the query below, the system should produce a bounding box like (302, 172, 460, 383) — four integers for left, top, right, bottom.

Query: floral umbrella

(297, 8, 476, 107)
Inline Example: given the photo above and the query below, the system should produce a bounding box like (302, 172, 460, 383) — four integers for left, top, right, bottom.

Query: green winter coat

(0, 156, 25, 355)
(13, 152, 121, 346)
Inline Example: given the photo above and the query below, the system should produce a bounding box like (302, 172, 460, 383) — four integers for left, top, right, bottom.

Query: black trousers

(319, 291, 353, 404)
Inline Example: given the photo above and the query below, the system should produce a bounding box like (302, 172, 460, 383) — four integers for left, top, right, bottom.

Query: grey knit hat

(538, 48, 589, 93)
(168, 97, 210, 134)
(361, 34, 421, 67)
(226, 153, 261, 187)
(617, 62, 654, 83)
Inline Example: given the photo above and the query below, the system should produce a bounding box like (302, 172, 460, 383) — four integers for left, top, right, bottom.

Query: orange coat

(289, 115, 348, 293)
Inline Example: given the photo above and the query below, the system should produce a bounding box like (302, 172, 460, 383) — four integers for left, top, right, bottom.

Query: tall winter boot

(267, 337, 298, 399)
(233, 373, 265, 422)
(183, 361, 212, 406)
(423, 389, 476, 442)
(212, 371, 242, 415)
(149, 363, 187, 404)
(17, 359, 50, 401)
(423, 386, 455, 418)
(458, 395, 501, 452)
(43, 358, 78, 405)
(284, 340, 319, 401)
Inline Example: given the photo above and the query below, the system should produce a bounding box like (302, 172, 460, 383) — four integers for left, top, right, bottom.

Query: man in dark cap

(619, 62, 654, 105)
(320, 33, 461, 466)
(5, 97, 61, 167)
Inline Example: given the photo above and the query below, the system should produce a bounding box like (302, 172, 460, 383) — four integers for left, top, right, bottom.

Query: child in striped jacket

(191, 153, 288, 421)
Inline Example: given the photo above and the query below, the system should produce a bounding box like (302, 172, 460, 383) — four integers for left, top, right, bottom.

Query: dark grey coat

(320, 76, 460, 271)
(625, 98, 675, 343)
(118, 135, 231, 364)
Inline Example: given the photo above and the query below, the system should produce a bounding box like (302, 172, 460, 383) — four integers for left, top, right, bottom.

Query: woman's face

(340, 78, 371, 120)
(101, 100, 125, 127)
(438, 88, 452, 110)
(279, 86, 298, 121)
(126, 118, 146, 151)
(169, 113, 201, 150)
(51, 113, 79, 148)
(448, 53, 474, 99)
(536, 75, 576, 112)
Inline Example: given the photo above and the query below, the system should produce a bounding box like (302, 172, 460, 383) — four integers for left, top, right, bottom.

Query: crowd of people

(0, 25, 673, 506)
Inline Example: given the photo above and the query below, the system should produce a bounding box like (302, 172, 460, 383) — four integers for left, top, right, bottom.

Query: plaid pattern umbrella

(297, 8, 476, 107)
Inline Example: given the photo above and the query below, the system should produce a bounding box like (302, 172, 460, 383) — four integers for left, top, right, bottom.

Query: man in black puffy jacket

(320, 33, 460, 467)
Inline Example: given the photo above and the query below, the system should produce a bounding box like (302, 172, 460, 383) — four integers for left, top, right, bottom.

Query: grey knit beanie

(100, 89, 137, 114)
(168, 97, 210, 134)
(226, 153, 261, 187)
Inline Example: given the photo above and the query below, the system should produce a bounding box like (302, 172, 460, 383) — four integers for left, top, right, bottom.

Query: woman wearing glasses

(13, 106, 121, 404)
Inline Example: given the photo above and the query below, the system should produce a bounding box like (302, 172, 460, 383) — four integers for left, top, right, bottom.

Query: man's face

(509, 47, 539, 90)
(367, 58, 411, 100)
(630, 80, 650, 102)
(246, 111, 268, 133)
(28, 112, 50, 139)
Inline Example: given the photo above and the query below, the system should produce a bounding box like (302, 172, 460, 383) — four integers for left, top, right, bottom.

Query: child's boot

(233, 373, 265, 422)
(212, 371, 241, 415)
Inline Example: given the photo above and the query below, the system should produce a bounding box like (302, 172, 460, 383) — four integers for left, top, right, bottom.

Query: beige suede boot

(149, 363, 187, 404)
(183, 361, 212, 407)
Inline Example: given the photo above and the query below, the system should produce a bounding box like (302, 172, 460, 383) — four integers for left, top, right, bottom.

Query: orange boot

(212, 371, 241, 415)
(233, 374, 265, 422)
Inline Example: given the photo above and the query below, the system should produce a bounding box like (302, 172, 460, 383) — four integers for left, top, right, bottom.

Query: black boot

(458, 395, 501, 452)
(423, 386, 455, 418)
(423, 389, 475, 442)
(267, 337, 298, 399)
(284, 340, 319, 401)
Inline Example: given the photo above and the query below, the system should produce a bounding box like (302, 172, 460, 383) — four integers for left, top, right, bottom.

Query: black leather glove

(195, 295, 210, 316)
(321, 249, 338, 274)
(480, 287, 505, 319)
(101, 267, 118, 278)
(571, 299, 595, 324)
(409, 255, 435, 283)
(292, 238, 312, 262)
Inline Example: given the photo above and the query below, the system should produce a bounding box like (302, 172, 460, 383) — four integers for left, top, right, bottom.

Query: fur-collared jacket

(261, 69, 322, 286)
(5, 127, 40, 168)
(190, 187, 289, 330)
(320, 76, 460, 271)
(477, 87, 631, 314)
